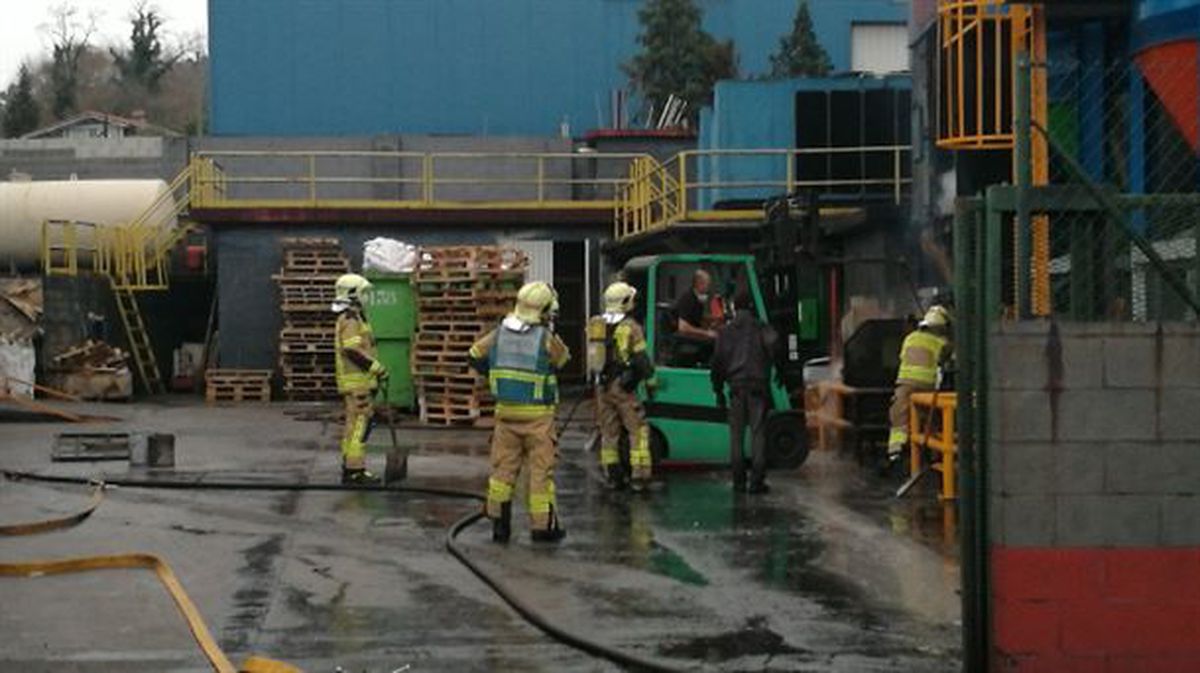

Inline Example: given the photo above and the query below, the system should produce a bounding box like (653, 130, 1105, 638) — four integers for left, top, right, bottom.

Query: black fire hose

(1, 469, 684, 673)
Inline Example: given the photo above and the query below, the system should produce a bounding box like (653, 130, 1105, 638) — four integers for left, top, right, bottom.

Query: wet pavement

(0, 398, 961, 671)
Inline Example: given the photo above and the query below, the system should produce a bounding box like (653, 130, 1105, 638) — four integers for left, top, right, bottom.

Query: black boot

(747, 479, 770, 495)
(531, 506, 566, 543)
(492, 502, 512, 544)
(604, 464, 629, 491)
(341, 467, 381, 486)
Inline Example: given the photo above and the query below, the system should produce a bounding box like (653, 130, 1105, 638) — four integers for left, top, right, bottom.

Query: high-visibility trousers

(485, 414, 559, 530)
(888, 383, 932, 457)
(341, 392, 373, 469)
(596, 380, 652, 481)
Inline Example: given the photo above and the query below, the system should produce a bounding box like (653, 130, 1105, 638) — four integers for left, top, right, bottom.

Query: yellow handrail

(614, 145, 913, 240)
(188, 150, 650, 210)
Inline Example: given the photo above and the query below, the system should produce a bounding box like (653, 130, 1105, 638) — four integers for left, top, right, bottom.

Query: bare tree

(42, 2, 97, 119)
(111, 1, 182, 93)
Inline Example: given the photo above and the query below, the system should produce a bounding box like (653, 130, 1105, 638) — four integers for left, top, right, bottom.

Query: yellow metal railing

(42, 220, 100, 277)
(187, 150, 647, 210)
(909, 392, 958, 501)
(937, 0, 1046, 152)
(938, 0, 1051, 315)
(614, 146, 913, 240)
(41, 158, 210, 290)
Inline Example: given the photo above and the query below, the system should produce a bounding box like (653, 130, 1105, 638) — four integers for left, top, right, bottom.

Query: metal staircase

(41, 158, 220, 394)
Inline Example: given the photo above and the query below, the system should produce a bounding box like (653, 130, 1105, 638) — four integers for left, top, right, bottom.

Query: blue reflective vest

(488, 325, 557, 407)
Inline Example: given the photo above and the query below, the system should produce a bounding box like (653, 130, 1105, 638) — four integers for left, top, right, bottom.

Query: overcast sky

(0, 0, 207, 87)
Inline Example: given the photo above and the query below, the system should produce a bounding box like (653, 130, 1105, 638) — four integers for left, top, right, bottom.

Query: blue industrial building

(207, 0, 910, 137)
(697, 74, 912, 206)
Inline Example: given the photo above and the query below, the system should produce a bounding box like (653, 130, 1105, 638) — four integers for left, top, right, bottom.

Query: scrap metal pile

(47, 339, 133, 401)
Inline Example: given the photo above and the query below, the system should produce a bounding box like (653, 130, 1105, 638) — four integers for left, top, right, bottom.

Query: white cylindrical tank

(0, 179, 176, 269)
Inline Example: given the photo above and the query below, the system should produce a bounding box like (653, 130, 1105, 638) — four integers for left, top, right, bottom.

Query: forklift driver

(671, 269, 721, 367)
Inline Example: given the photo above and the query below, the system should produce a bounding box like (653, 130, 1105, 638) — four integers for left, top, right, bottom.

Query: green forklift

(618, 253, 810, 469)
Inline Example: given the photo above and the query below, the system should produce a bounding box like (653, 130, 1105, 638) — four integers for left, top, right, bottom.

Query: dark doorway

(553, 241, 586, 381)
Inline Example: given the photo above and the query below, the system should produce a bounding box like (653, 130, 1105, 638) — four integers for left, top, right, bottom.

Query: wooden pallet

(416, 320, 490, 334)
(415, 272, 525, 288)
(205, 369, 272, 404)
(279, 341, 334, 354)
(282, 260, 350, 274)
(281, 367, 336, 378)
(280, 237, 342, 249)
(415, 371, 479, 383)
(278, 285, 336, 303)
(415, 328, 480, 342)
(419, 246, 528, 270)
(413, 353, 470, 370)
(285, 390, 339, 401)
(280, 327, 334, 341)
(413, 363, 472, 378)
(273, 274, 344, 286)
(419, 381, 484, 395)
(279, 360, 335, 373)
(282, 316, 338, 329)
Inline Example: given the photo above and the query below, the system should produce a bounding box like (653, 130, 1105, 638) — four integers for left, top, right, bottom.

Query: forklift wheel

(765, 411, 809, 470)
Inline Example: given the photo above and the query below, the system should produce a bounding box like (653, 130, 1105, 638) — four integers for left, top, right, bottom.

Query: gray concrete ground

(0, 398, 962, 672)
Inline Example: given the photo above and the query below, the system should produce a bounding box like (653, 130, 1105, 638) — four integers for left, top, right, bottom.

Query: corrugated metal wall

(208, 0, 910, 137)
(506, 240, 554, 284)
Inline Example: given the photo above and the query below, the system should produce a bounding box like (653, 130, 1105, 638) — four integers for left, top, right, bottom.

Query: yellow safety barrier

(909, 391, 958, 501)
(186, 149, 645, 211)
(0, 479, 300, 673)
(614, 146, 912, 240)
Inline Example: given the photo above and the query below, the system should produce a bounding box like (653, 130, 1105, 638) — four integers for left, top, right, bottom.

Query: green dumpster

(366, 273, 416, 409)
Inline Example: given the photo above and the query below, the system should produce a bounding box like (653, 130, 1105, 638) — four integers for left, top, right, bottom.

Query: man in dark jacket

(710, 290, 778, 494)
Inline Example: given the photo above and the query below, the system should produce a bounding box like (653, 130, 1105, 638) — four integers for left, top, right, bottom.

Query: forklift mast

(753, 191, 832, 390)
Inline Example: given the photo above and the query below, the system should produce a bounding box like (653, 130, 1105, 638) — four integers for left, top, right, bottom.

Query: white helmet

(920, 305, 950, 329)
(333, 273, 372, 312)
(513, 281, 558, 325)
(603, 282, 637, 314)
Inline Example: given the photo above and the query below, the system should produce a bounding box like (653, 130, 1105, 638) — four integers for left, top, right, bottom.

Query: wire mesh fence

(1019, 48, 1200, 322)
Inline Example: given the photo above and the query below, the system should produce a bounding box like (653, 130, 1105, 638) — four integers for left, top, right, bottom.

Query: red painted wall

(992, 547, 1200, 672)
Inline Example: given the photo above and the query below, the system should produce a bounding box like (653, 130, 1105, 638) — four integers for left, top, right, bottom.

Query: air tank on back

(0, 178, 176, 270)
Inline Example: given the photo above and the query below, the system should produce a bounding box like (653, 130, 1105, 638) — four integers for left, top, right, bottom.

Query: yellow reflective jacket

(896, 329, 948, 386)
(335, 311, 379, 394)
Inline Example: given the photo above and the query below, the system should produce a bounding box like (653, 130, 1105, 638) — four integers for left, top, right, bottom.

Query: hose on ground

(445, 510, 680, 673)
(1, 469, 684, 673)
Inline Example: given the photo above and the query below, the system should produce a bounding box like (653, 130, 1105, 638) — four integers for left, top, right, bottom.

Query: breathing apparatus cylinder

(586, 316, 608, 384)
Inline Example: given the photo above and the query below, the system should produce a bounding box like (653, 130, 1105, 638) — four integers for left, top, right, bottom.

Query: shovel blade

(385, 448, 409, 484)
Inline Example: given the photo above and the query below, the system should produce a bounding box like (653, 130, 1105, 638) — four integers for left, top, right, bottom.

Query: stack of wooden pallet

(206, 369, 272, 404)
(274, 237, 349, 400)
(413, 246, 527, 425)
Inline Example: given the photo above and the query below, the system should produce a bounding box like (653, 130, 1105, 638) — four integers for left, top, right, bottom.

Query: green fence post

(1014, 52, 1033, 319)
(954, 196, 988, 671)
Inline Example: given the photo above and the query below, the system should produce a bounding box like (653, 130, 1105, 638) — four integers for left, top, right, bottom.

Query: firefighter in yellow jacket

(589, 282, 656, 492)
(887, 305, 952, 464)
(333, 273, 388, 485)
(468, 281, 571, 543)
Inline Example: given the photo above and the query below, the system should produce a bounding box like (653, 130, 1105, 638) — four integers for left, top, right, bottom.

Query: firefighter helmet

(513, 281, 559, 324)
(603, 282, 637, 314)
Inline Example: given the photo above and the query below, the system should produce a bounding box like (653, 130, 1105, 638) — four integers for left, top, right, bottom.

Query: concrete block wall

(0, 137, 189, 182)
(988, 322, 1200, 672)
